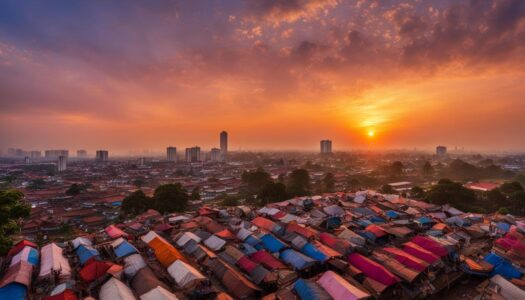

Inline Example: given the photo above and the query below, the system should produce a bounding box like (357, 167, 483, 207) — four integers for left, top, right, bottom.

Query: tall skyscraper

(57, 155, 67, 172)
(45, 150, 69, 160)
(185, 147, 201, 163)
(96, 150, 109, 162)
(436, 146, 447, 156)
(220, 131, 228, 161)
(210, 148, 221, 162)
(320, 140, 332, 154)
(77, 150, 87, 158)
(30, 151, 42, 159)
(167, 146, 177, 162)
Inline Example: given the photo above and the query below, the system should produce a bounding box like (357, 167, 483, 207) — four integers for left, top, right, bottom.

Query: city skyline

(1, 1, 525, 153)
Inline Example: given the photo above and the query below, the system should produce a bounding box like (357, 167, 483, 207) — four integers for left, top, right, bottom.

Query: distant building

(464, 182, 499, 192)
(45, 150, 69, 160)
(95, 150, 109, 162)
(185, 147, 201, 163)
(388, 181, 413, 193)
(436, 145, 447, 156)
(77, 150, 87, 158)
(30, 151, 42, 159)
(320, 140, 332, 154)
(57, 155, 67, 172)
(138, 157, 146, 166)
(24, 156, 30, 164)
(167, 146, 177, 162)
(220, 131, 228, 161)
(210, 148, 221, 162)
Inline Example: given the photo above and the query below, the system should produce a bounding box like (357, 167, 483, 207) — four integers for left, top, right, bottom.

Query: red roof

(215, 229, 236, 239)
(250, 250, 286, 270)
(8, 240, 38, 257)
(43, 290, 78, 300)
(286, 223, 317, 239)
(237, 256, 257, 273)
(79, 260, 113, 283)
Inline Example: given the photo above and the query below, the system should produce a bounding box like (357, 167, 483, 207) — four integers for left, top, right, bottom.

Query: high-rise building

(220, 131, 228, 161)
(95, 150, 109, 162)
(138, 157, 146, 166)
(30, 151, 41, 159)
(45, 150, 69, 160)
(185, 147, 201, 163)
(167, 146, 177, 162)
(436, 146, 447, 156)
(210, 148, 221, 162)
(77, 150, 87, 158)
(320, 140, 332, 154)
(57, 155, 67, 172)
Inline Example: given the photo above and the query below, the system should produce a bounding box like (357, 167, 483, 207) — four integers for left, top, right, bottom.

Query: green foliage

(287, 169, 311, 197)
(499, 181, 523, 195)
(422, 161, 434, 177)
(258, 182, 288, 205)
(66, 183, 86, 196)
(483, 188, 508, 212)
(0, 189, 31, 255)
(497, 207, 510, 215)
(121, 190, 152, 215)
(219, 195, 240, 207)
(346, 174, 378, 189)
(27, 178, 46, 190)
(190, 187, 201, 200)
(323, 173, 335, 193)
(153, 183, 189, 213)
(241, 167, 272, 195)
(514, 173, 525, 186)
(380, 184, 396, 194)
(442, 159, 515, 180)
(390, 161, 404, 177)
(424, 179, 477, 212)
(509, 190, 525, 216)
(410, 186, 425, 199)
(132, 178, 145, 188)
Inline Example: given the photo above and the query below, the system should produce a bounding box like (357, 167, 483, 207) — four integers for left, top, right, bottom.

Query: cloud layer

(1, 0, 525, 153)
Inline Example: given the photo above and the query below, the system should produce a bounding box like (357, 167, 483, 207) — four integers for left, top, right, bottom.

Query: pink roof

(347, 253, 400, 286)
(317, 271, 370, 300)
(411, 236, 448, 257)
(365, 224, 387, 238)
(105, 225, 128, 239)
(465, 182, 499, 191)
(8, 240, 38, 257)
(403, 242, 440, 264)
(383, 247, 428, 272)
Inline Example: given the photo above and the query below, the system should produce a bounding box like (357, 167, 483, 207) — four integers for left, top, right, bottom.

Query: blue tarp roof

(386, 210, 400, 219)
(370, 216, 386, 224)
(294, 279, 331, 300)
(240, 243, 258, 256)
(261, 234, 286, 253)
(496, 222, 510, 233)
(445, 216, 469, 227)
(244, 235, 261, 247)
(356, 219, 372, 228)
(353, 207, 376, 216)
(280, 249, 316, 270)
(416, 216, 434, 224)
(114, 240, 138, 258)
(484, 253, 522, 280)
(357, 230, 376, 242)
(24, 247, 40, 266)
(76, 244, 100, 265)
(0, 283, 27, 300)
(301, 243, 328, 262)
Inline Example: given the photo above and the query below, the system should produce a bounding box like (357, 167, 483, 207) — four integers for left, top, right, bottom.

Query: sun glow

(368, 130, 375, 137)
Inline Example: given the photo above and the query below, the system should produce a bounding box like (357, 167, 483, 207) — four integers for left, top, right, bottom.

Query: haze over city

(1, 0, 525, 154)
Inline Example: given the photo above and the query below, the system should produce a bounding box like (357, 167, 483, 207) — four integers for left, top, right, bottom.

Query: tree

(380, 184, 396, 194)
(323, 173, 335, 193)
(410, 186, 425, 199)
(132, 178, 145, 188)
(499, 181, 523, 195)
(390, 161, 404, 177)
(241, 167, 272, 195)
(509, 190, 525, 216)
(258, 182, 288, 205)
(66, 183, 84, 196)
(422, 161, 434, 177)
(219, 194, 239, 207)
(190, 187, 201, 200)
(27, 178, 46, 190)
(287, 169, 311, 197)
(121, 190, 152, 215)
(424, 179, 477, 212)
(0, 190, 31, 255)
(153, 183, 189, 213)
(484, 188, 508, 212)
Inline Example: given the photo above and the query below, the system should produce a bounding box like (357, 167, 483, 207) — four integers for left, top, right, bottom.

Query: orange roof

(148, 237, 187, 266)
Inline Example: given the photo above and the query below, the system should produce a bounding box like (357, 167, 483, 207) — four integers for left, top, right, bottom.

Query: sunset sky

(1, 0, 525, 154)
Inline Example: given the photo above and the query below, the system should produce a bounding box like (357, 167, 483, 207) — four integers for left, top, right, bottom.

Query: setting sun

(368, 130, 375, 137)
